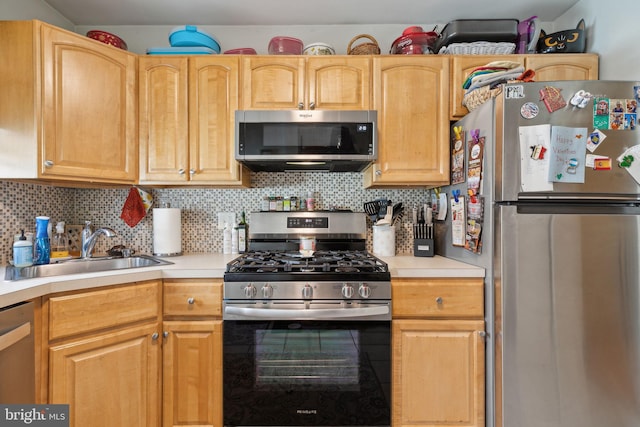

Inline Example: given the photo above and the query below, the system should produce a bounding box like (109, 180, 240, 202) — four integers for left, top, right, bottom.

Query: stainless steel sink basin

(4, 255, 173, 282)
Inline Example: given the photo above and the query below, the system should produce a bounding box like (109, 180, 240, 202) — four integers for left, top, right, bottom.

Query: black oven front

(223, 315, 390, 427)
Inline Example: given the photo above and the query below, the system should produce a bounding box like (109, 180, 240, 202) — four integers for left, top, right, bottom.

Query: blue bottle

(34, 216, 51, 265)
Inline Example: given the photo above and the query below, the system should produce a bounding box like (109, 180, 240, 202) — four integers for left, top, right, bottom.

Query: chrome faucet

(81, 222, 117, 258)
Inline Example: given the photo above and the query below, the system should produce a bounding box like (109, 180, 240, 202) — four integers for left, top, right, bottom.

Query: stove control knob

(341, 284, 355, 299)
(358, 284, 372, 299)
(244, 284, 257, 298)
(302, 284, 313, 299)
(261, 284, 273, 298)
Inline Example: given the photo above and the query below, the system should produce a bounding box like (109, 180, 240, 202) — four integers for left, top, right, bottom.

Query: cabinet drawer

(163, 279, 222, 317)
(48, 280, 161, 341)
(392, 278, 484, 318)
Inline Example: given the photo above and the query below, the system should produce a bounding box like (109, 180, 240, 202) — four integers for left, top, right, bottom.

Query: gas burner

(225, 249, 389, 276)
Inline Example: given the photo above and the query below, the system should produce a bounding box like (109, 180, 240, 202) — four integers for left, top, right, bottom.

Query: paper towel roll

(153, 208, 182, 256)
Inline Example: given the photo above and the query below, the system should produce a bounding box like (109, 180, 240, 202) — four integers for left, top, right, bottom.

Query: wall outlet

(217, 212, 236, 230)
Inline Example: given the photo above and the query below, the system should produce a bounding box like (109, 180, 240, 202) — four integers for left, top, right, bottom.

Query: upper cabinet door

(139, 57, 189, 183)
(40, 23, 137, 183)
(366, 56, 450, 187)
(306, 57, 371, 110)
(525, 53, 599, 81)
(241, 56, 305, 110)
(190, 56, 246, 184)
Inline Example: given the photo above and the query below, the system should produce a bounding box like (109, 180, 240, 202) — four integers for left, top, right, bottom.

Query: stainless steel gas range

(223, 211, 391, 427)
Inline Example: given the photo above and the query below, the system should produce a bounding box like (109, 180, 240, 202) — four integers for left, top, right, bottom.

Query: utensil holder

(372, 225, 395, 257)
(413, 238, 434, 257)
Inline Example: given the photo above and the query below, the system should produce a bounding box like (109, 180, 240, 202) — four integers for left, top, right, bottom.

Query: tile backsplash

(1, 173, 429, 264)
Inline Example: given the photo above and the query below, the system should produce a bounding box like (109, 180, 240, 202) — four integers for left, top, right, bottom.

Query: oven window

(255, 328, 360, 388)
(224, 320, 390, 426)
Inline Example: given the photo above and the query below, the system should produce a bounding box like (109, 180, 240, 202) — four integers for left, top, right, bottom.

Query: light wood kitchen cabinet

(392, 278, 485, 427)
(241, 55, 371, 110)
(450, 53, 599, 119)
(524, 53, 599, 82)
(162, 279, 223, 427)
(364, 56, 450, 187)
(0, 20, 137, 185)
(45, 280, 162, 427)
(139, 56, 249, 186)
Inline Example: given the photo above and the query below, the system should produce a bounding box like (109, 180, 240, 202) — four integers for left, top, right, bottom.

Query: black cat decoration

(537, 19, 586, 54)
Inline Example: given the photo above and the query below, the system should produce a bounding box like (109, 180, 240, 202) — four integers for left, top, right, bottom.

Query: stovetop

(224, 250, 390, 282)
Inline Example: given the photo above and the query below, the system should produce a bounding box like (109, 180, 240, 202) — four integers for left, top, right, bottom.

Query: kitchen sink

(4, 255, 173, 282)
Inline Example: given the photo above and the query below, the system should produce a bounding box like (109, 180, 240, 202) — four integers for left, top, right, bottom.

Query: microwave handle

(224, 305, 389, 320)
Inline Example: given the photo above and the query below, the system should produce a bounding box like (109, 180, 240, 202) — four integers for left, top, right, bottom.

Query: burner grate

(226, 250, 388, 274)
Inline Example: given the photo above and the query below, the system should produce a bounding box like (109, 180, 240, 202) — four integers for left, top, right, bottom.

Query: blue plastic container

(147, 47, 216, 55)
(169, 25, 220, 52)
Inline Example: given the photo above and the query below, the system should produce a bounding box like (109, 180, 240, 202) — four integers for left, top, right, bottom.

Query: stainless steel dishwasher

(0, 301, 35, 403)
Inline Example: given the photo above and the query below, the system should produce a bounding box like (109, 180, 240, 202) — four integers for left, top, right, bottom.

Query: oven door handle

(224, 305, 389, 319)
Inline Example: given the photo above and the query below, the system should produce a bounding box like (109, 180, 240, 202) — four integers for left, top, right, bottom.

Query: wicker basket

(462, 85, 504, 112)
(347, 34, 381, 55)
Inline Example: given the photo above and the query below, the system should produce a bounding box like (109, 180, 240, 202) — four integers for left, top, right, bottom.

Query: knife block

(413, 238, 434, 257)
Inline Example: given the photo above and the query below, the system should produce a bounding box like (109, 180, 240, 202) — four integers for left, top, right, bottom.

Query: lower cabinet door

(393, 319, 485, 427)
(49, 322, 161, 427)
(162, 320, 223, 427)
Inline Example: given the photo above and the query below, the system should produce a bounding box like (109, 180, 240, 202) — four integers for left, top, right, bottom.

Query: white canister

(372, 225, 396, 257)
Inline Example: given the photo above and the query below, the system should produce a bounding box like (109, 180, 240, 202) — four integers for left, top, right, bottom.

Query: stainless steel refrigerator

(436, 80, 640, 427)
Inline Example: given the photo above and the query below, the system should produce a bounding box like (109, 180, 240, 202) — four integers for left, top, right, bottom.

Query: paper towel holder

(152, 206, 182, 257)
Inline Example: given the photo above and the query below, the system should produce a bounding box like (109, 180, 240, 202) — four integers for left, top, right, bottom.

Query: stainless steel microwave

(235, 110, 377, 172)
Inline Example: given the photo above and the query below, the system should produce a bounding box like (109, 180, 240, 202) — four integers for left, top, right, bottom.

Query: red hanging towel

(120, 187, 147, 227)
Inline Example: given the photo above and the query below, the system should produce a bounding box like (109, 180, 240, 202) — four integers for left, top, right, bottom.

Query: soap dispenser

(13, 229, 33, 267)
(51, 221, 70, 259)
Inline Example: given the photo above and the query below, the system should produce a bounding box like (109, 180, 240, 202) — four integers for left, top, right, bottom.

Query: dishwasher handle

(0, 322, 31, 353)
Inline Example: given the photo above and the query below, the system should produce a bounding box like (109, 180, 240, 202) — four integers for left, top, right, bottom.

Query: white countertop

(0, 253, 484, 308)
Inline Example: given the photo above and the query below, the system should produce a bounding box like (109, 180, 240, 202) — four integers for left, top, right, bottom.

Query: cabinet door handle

(375, 170, 382, 176)
(298, 102, 304, 110)
(44, 160, 54, 168)
(189, 168, 196, 176)
(187, 297, 195, 305)
(151, 332, 159, 340)
(163, 331, 169, 339)
(178, 168, 186, 175)
(435, 297, 443, 304)
(0, 322, 30, 352)
(309, 101, 315, 110)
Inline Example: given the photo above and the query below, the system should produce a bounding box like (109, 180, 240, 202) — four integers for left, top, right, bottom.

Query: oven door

(223, 317, 390, 427)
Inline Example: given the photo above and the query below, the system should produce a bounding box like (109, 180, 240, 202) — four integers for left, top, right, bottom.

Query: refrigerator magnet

(586, 154, 611, 170)
(617, 145, 640, 184)
(539, 85, 567, 113)
(451, 126, 465, 185)
(450, 195, 466, 247)
(586, 129, 607, 152)
(520, 102, 539, 119)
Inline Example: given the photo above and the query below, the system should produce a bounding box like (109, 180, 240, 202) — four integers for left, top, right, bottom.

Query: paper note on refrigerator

(519, 125, 554, 192)
(548, 126, 588, 183)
